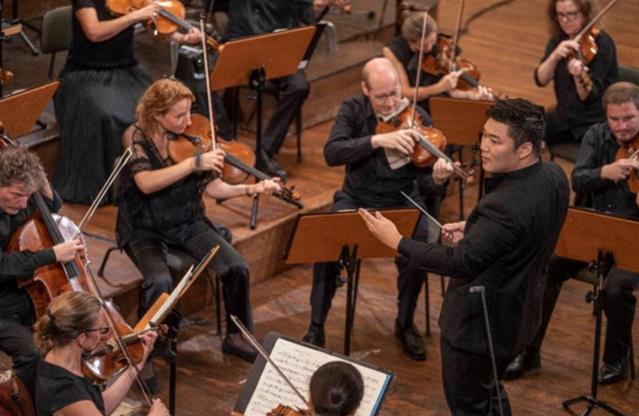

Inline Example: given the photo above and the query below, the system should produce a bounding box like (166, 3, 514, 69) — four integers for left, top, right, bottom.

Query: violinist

(222, 0, 350, 180)
(504, 82, 639, 384)
(0, 147, 83, 382)
(115, 79, 280, 368)
(53, 0, 202, 205)
(33, 291, 169, 415)
(360, 98, 569, 415)
(302, 58, 455, 361)
(534, 0, 618, 147)
(382, 12, 492, 114)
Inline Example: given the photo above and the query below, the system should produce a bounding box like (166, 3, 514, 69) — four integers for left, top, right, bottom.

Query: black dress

(35, 360, 105, 416)
(53, 0, 151, 204)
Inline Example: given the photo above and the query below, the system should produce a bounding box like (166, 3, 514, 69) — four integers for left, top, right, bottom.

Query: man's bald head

(362, 58, 399, 89)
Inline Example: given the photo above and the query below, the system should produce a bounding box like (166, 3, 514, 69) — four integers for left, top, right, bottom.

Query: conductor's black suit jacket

(398, 161, 569, 360)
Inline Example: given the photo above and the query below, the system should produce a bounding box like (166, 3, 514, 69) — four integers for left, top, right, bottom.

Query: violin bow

(573, 0, 617, 42)
(229, 315, 310, 410)
(199, 18, 219, 153)
(449, 0, 466, 73)
(409, 11, 431, 129)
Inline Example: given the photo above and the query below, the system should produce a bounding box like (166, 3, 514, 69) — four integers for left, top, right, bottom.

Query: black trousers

(308, 191, 429, 330)
(262, 71, 310, 155)
(125, 221, 253, 334)
(527, 255, 639, 363)
(0, 291, 39, 396)
(441, 338, 513, 416)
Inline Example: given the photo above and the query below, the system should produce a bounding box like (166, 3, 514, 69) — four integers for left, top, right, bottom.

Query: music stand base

(562, 395, 626, 416)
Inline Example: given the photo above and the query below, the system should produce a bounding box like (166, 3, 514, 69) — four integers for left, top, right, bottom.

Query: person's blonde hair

(135, 78, 195, 132)
(33, 292, 102, 353)
(401, 11, 438, 43)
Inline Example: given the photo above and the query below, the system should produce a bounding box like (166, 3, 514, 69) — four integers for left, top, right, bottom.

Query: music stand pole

(340, 244, 361, 355)
(562, 249, 626, 416)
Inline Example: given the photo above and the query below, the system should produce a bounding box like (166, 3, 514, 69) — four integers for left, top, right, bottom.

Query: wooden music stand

(0, 81, 58, 138)
(210, 26, 315, 154)
(555, 207, 639, 416)
(285, 208, 421, 355)
(429, 96, 493, 218)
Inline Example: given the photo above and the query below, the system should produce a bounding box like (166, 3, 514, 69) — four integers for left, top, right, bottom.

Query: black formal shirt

(325, 95, 446, 208)
(398, 161, 570, 359)
(36, 360, 105, 416)
(225, 0, 316, 40)
(0, 192, 62, 320)
(115, 126, 217, 247)
(572, 122, 639, 219)
(67, 0, 136, 70)
(535, 31, 618, 139)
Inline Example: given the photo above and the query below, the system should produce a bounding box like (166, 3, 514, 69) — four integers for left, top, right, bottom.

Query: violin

(615, 135, 639, 194)
(375, 105, 473, 182)
(568, 0, 618, 88)
(168, 113, 303, 207)
(0, 362, 35, 416)
(0, 69, 14, 86)
(267, 404, 309, 416)
(421, 35, 481, 92)
(106, 0, 221, 49)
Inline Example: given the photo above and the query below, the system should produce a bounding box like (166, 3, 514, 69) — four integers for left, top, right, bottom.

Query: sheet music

(244, 338, 391, 416)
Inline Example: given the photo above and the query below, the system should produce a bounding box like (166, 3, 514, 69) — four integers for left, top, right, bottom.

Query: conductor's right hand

(148, 399, 169, 416)
(192, 149, 225, 175)
(371, 129, 420, 155)
(53, 239, 84, 262)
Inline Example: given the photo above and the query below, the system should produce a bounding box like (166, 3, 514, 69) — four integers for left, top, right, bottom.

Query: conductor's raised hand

(441, 221, 466, 244)
(358, 208, 402, 250)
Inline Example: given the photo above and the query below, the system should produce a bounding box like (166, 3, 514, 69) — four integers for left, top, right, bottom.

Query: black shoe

(222, 335, 258, 363)
(256, 149, 287, 180)
(302, 325, 325, 348)
(395, 323, 426, 361)
(598, 356, 630, 384)
(502, 350, 541, 380)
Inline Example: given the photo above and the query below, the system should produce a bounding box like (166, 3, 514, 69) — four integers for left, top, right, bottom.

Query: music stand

(285, 208, 421, 355)
(429, 96, 492, 218)
(210, 27, 314, 226)
(554, 207, 639, 416)
(0, 81, 58, 137)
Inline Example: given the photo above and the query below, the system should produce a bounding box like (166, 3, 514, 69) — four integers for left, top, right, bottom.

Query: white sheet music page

(243, 338, 390, 416)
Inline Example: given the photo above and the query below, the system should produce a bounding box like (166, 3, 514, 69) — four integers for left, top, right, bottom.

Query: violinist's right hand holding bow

(149, 398, 170, 416)
(191, 148, 225, 175)
(552, 39, 580, 61)
(371, 129, 421, 155)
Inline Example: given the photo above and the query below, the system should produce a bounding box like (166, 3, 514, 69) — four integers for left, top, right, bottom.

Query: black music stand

(554, 207, 639, 416)
(429, 96, 492, 218)
(285, 208, 421, 355)
(209, 26, 314, 227)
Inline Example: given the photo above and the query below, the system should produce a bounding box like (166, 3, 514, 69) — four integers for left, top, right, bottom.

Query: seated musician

(221, 0, 349, 180)
(535, 0, 618, 147)
(308, 361, 363, 416)
(115, 78, 280, 368)
(504, 81, 639, 384)
(382, 11, 493, 114)
(0, 146, 83, 383)
(302, 57, 455, 361)
(33, 291, 169, 416)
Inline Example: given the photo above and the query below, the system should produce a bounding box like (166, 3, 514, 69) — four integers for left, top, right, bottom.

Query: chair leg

(215, 273, 222, 336)
(630, 330, 636, 380)
(440, 275, 446, 296)
(296, 107, 303, 163)
(424, 274, 431, 337)
(98, 245, 121, 278)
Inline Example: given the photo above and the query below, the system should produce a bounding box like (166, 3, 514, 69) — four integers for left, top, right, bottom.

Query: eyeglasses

(556, 11, 581, 21)
(84, 326, 111, 336)
(370, 90, 401, 103)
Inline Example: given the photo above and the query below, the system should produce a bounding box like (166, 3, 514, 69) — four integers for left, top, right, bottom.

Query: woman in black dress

(33, 291, 168, 416)
(53, 0, 200, 204)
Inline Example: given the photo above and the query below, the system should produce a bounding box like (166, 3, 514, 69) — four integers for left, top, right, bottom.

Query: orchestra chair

(97, 245, 223, 335)
(619, 64, 639, 85)
(40, 5, 73, 82)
